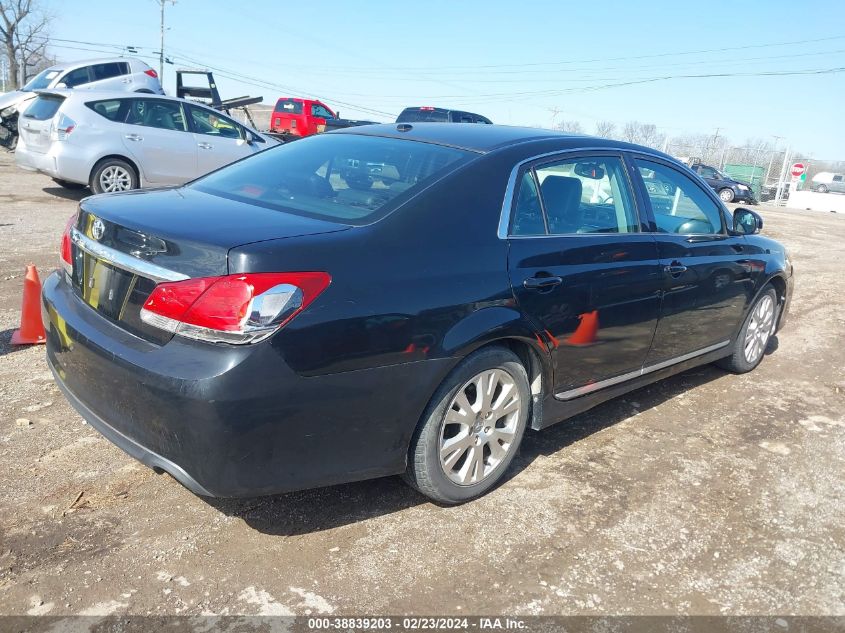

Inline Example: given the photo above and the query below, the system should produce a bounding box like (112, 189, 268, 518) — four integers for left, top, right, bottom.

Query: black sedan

(42, 124, 793, 504)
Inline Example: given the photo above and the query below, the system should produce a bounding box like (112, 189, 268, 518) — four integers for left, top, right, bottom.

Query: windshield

(22, 68, 61, 91)
(191, 133, 472, 225)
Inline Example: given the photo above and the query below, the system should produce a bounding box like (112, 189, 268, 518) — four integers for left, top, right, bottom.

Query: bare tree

(594, 120, 616, 138)
(0, 0, 50, 89)
(556, 119, 583, 134)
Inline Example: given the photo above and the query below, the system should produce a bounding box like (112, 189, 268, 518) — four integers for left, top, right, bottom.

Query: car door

(631, 155, 750, 365)
(121, 98, 197, 185)
(506, 152, 663, 397)
(187, 104, 259, 176)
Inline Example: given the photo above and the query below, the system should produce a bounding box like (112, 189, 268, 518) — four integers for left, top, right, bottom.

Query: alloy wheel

(744, 294, 775, 364)
(99, 166, 132, 192)
(438, 368, 521, 486)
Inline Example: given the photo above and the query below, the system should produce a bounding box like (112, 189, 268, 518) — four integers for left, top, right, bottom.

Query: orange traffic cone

(11, 265, 46, 345)
(567, 310, 599, 346)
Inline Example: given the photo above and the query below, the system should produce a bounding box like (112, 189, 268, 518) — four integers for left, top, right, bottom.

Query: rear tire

(90, 158, 138, 194)
(717, 286, 778, 374)
(404, 346, 530, 504)
(719, 188, 735, 203)
(52, 178, 86, 190)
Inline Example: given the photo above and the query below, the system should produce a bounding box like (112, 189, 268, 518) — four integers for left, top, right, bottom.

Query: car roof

(335, 122, 671, 156)
(43, 57, 141, 72)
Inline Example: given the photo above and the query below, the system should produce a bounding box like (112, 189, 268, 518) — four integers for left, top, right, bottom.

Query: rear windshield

(22, 95, 64, 121)
(191, 134, 472, 225)
(22, 68, 61, 91)
(396, 108, 450, 123)
(274, 99, 303, 114)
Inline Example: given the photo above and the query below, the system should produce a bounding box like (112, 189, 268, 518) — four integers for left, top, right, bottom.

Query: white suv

(15, 91, 276, 193)
(0, 57, 163, 123)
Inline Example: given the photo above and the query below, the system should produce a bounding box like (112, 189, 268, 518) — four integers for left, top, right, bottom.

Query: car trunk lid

(69, 187, 349, 344)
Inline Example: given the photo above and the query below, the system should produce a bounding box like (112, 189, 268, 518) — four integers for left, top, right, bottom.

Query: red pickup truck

(270, 98, 374, 139)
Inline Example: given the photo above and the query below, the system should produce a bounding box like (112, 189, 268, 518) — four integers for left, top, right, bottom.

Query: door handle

(124, 134, 143, 141)
(523, 275, 563, 290)
(664, 263, 688, 276)
(197, 142, 213, 150)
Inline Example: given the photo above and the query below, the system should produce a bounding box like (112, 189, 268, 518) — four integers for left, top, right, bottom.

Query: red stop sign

(790, 163, 806, 177)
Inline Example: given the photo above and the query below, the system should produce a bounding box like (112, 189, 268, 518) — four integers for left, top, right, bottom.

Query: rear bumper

(16, 141, 91, 184)
(49, 359, 213, 496)
(42, 271, 450, 497)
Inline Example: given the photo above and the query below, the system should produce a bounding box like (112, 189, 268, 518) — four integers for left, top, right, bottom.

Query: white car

(0, 57, 164, 131)
(15, 90, 277, 193)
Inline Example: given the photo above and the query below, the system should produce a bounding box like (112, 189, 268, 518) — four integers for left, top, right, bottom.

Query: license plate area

(71, 249, 171, 345)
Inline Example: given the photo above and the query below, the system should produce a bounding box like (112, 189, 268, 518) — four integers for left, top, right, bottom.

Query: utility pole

(157, 0, 176, 83)
(764, 135, 783, 185)
(775, 144, 791, 206)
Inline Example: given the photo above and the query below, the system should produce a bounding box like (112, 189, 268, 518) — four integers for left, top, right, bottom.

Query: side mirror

(335, 110, 340, 119)
(733, 207, 763, 235)
(55, 82, 68, 89)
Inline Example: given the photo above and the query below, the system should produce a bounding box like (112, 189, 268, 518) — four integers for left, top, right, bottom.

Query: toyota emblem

(91, 218, 105, 241)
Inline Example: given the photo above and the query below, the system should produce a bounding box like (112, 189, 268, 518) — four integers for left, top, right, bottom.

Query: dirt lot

(0, 149, 843, 618)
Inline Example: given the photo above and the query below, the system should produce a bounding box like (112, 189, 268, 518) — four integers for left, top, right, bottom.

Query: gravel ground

(0, 149, 843, 618)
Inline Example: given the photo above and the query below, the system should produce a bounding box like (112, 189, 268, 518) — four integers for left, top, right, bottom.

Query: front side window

(636, 159, 724, 235)
(61, 67, 91, 88)
(311, 104, 335, 119)
(833, 175, 843, 182)
(192, 134, 471, 225)
(188, 105, 242, 139)
(697, 165, 719, 179)
(126, 99, 187, 131)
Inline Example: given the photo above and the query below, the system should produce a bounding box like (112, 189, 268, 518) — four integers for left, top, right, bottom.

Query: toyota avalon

(42, 124, 793, 504)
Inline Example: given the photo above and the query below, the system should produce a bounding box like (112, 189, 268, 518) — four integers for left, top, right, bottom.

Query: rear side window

(396, 108, 450, 123)
(274, 99, 303, 114)
(22, 96, 64, 121)
(511, 156, 638, 235)
(834, 175, 843, 182)
(91, 62, 129, 81)
(636, 159, 724, 235)
(85, 99, 128, 122)
(192, 134, 471, 225)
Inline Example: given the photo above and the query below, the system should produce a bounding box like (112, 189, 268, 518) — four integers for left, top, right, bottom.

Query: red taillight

(144, 68, 158, 78)
(140, 272, 331, 344)
(420, 106, 435, 111)
(60, 212, 78, 274)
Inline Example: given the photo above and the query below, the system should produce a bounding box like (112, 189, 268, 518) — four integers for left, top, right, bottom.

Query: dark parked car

(43, 124, 792, 504)
(396, 106, 492, 124)
(690, 163, 757, 204)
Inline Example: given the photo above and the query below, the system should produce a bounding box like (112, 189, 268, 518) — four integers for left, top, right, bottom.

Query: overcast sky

(43, 0, 845, 159)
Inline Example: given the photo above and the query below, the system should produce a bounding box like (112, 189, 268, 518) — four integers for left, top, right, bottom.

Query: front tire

(90, 158, 138, 194)
(719, 188, 735, 203)
(816, 184, 829, 193)
(717, 286, 778, 373)
(405, 346, 530, 504)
